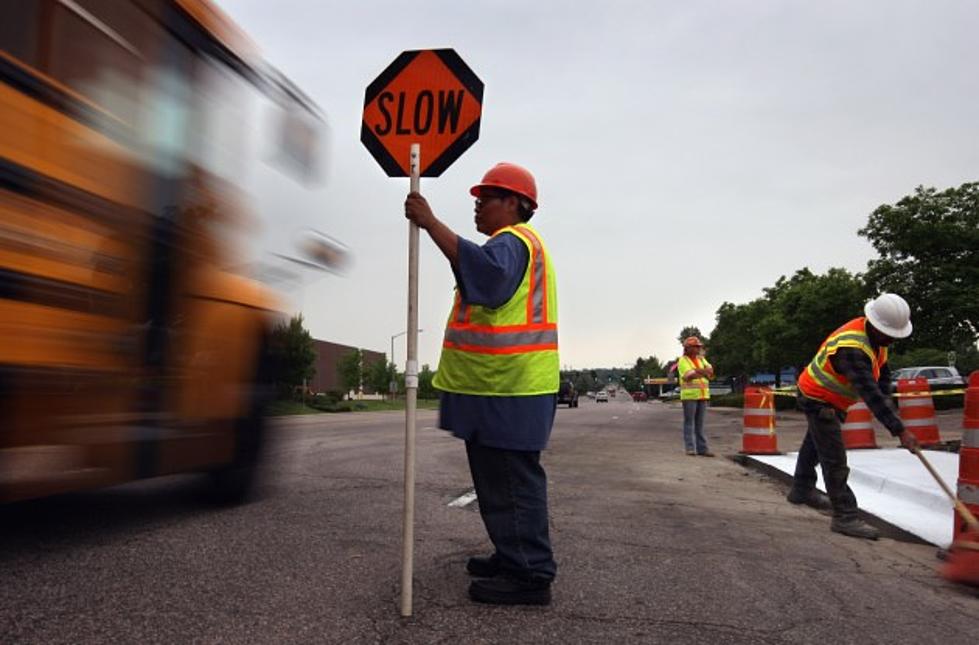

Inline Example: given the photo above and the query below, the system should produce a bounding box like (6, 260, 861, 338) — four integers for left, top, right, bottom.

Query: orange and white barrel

(841, 401, 878, 449)
(742, 387, 778, 454)
(956, 371, 979, 539)
(897, 377, 941, 446)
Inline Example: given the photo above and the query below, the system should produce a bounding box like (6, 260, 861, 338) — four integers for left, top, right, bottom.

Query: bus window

(45, 0, 157, 127)
(187, 56, 254, 185)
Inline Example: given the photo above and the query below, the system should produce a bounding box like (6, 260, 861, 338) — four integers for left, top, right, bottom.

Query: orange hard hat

(683, 336, 704, 347)
(470, 162, 538, 210)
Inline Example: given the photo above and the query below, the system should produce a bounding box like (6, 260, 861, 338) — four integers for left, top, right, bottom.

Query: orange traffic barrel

(957, 371, 979, 539)
(742, 387, 778, 454)
(841, 401, 878, 449)
(897, 377, 941, 446)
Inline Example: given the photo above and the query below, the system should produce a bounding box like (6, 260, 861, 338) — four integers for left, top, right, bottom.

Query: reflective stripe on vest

(797, 317, 886, 411)
(433, 223, 559, 395)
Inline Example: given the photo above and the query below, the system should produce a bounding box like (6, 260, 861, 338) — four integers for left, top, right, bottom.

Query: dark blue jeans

(465, 441, 556, 582)
(793, 399, 858, 519)
(682, 399, 708, 454)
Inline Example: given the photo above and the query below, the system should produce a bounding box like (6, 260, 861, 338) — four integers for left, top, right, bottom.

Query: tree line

(686, 182, 978, 384)
(271, 182, 978, 398)
(268, 314, 438, 401)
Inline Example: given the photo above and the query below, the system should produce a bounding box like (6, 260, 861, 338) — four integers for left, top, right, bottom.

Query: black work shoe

(786, 488, 832, 511)
(468, 576, 552, 606)
(466, 555, 501, 577)
(831, 517, 880, 540)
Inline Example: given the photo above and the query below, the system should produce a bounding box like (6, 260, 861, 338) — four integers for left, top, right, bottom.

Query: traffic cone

(956, 371, 979, 540)
(841, 401, 878, 449)
(897, 377, 941, 446)
(741, 387, 778, 454)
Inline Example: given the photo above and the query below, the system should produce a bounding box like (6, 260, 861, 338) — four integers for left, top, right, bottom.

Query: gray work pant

(792, 402, 859, 519)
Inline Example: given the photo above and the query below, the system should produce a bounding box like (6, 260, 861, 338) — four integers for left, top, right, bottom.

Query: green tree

(570, 370, 597, 393)
(418, 364, 437, 399)
(888, 348, 950, 370)
(860, 182, 979, 351)
(270, 314, 316, 400)
(707, 299, 769, 377)
(337, 348, 362, 396)
(707, 268, 866, 385)
(677, 326, 703, 345)
(365, 357, 394, 395)
(757, 267, 866, 375)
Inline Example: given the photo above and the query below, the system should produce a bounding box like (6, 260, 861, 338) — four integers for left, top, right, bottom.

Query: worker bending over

(789, 293, 919, 540)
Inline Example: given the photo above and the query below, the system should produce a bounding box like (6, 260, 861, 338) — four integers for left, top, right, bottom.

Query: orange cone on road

(956, 371, 979, 540)
(742, 387, 778, 454)
(841, 401, 878, 449)
(897, 377, 941, 446)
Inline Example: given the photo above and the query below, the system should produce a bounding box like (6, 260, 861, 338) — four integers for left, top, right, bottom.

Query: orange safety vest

(797, 317, 888, 411)
(432, 223, 559, 396)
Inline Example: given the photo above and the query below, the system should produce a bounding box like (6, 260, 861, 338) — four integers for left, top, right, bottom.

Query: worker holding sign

(405, 162, 559, 606)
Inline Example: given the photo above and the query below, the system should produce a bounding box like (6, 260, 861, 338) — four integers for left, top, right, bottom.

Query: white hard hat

(864, 293, 912, 339)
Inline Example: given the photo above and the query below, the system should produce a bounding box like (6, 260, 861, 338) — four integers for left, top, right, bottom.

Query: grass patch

(267, 398, 440, 416)
(266, 400, 323, 416)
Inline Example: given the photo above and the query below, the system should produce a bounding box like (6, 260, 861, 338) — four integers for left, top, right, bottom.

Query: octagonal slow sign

(361, 49, 483, 177)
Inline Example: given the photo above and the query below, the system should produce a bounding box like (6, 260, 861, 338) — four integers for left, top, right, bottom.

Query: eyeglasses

(474, 193, 506, 209)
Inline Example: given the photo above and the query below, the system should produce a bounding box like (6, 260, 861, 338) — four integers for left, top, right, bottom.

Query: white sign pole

(400, 143, 421, 617)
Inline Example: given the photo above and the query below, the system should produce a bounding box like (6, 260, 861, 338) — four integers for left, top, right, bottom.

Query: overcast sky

(220, 0, 979, 370)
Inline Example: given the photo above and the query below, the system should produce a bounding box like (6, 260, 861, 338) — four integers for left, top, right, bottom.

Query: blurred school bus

(0, 0, 330, 503)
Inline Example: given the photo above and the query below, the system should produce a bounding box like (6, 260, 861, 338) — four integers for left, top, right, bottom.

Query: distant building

(309, 339, 386, 394)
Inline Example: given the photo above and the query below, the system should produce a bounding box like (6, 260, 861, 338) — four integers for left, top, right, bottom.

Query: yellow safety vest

(433, 223, 559, 396)
(678, 355, 711, 401)
(797, 316, 887, 410)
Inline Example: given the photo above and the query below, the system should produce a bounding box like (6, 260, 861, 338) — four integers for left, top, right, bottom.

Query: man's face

(867, 324, 897, 347)
(473, 189, 516, 235)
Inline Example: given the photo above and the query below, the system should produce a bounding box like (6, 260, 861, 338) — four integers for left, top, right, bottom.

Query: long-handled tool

(912, 447, 979, 586)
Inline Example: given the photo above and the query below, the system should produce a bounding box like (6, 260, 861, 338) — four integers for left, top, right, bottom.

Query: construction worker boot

(466, 555, 501, 577)
(786, 487, 832, 511)
(830, 517, 880, 540)
(468, 576, 551, 606)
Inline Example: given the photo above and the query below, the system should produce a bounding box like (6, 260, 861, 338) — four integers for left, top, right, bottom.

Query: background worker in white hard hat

(677, 336, 715, 456)
(405, 162, 558, 606)
(790, 293, 920, 540)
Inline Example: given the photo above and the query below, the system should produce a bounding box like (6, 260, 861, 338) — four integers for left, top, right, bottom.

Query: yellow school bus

(0, 0, 325, 503)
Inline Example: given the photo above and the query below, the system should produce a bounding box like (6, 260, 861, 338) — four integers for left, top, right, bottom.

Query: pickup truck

(558, 381, 580, 408)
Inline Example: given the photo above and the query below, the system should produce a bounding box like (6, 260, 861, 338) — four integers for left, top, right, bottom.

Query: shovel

(912, 447, 979, 586)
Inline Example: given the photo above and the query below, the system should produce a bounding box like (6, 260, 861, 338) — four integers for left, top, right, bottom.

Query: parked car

(661, 387, 681, 400)
(596, 390, 609, 403)
(890, 366, 965, 391)
(558, 380, 580, 408)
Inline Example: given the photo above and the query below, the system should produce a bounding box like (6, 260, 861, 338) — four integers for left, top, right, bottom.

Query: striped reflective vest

(797, 316, 888, 411)
(678, 355, 711, 401)
(433, 223, 558, 396)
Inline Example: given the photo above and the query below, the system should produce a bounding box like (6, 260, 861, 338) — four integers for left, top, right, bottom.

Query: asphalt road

(1, 397, 976, 644)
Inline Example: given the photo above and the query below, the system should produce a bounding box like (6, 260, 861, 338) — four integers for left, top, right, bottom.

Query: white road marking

(448, 490, 477, 507)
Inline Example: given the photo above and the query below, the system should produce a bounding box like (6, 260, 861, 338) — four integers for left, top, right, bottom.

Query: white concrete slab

(749, 449, 959, 547)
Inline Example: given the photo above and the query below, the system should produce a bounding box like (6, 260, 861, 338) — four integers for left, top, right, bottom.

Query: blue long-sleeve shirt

(437, 231, 557, 451)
